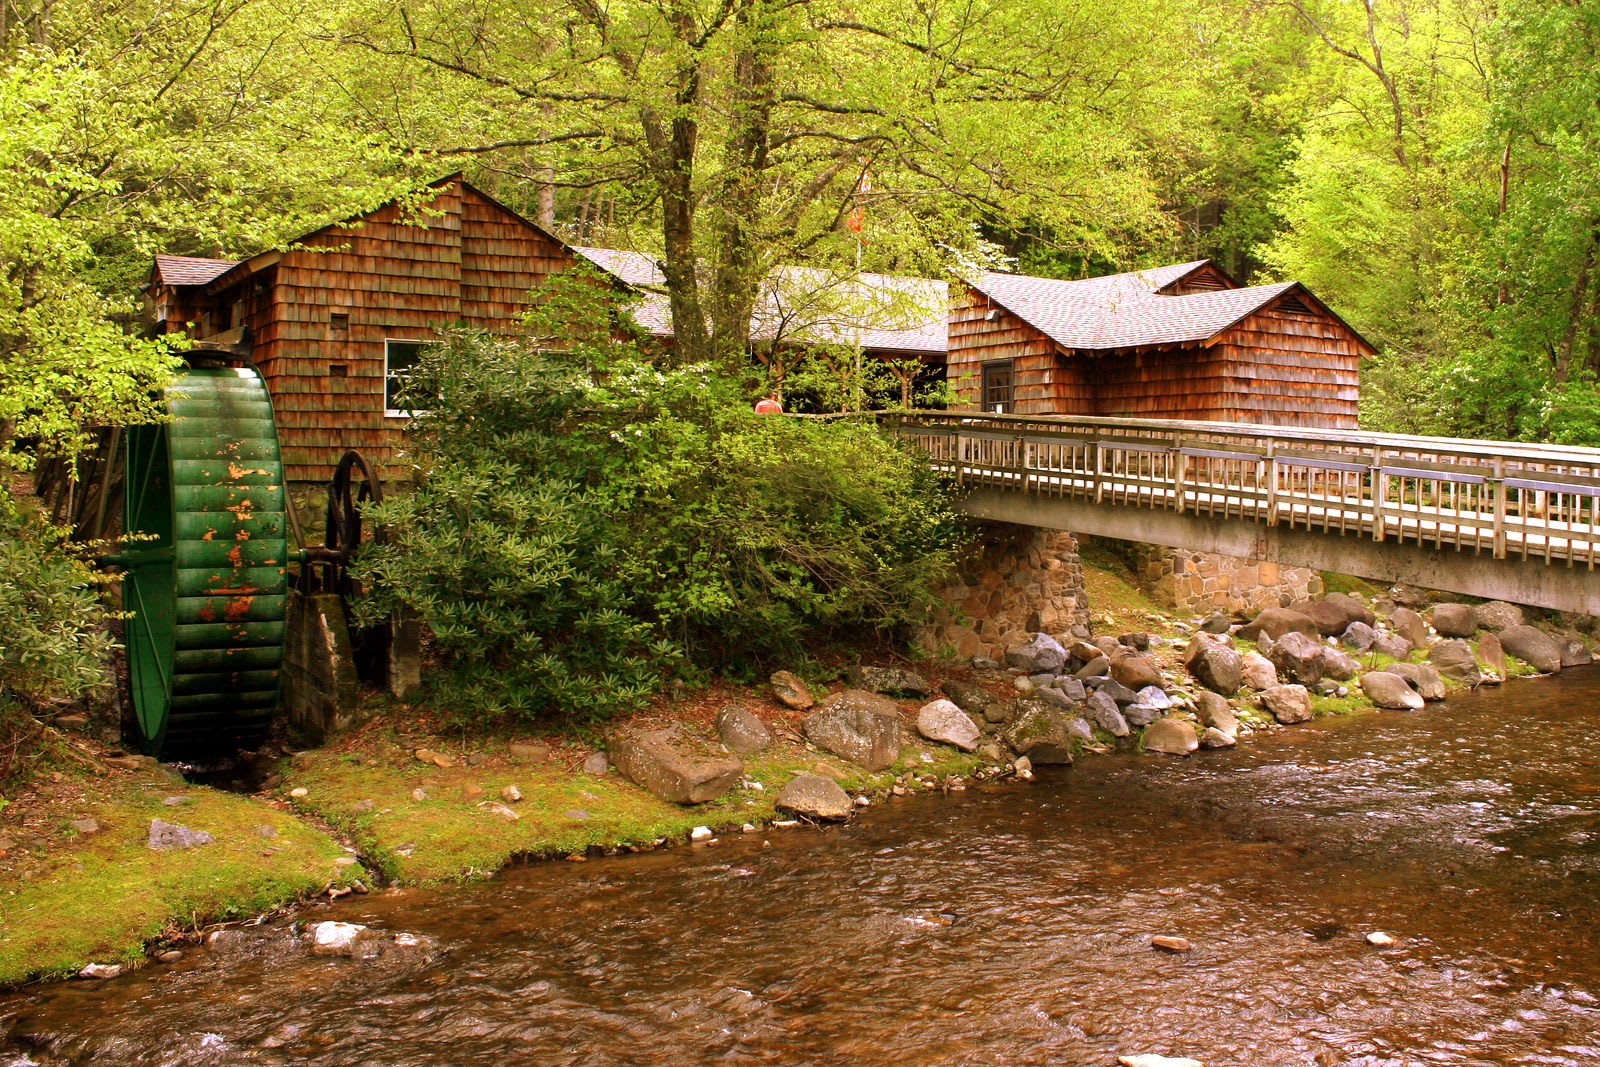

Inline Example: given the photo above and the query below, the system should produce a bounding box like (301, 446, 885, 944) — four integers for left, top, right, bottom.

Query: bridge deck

(890, 414, 1600, 590)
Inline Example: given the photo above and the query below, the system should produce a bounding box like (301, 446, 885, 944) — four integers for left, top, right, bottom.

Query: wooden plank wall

(459, 185, 571, 328)
(251, 185, 464, 484)
(947, 284, 1092, 414)
(1085, 345, 1237, 422)
(1211, 302, 1360, 428)
(232, 180, 585, 485)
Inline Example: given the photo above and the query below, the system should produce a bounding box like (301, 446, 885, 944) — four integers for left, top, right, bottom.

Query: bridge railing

(886, 411, 1600, 566)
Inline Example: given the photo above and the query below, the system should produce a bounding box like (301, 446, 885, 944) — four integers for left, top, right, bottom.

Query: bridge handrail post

(1018, 435, 1030, 493)
(1093, 440, 1105, 504)
(1264, 441, 1278, 526)
(1172, 433, 1186, 514)
(1372, 447, 1387, 542)
(1492, 455, 1506, 559)
(955, 429, 966, 487)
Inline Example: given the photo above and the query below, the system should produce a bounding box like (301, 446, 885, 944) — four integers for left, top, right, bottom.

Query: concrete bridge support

(960, 487, 1600, 617)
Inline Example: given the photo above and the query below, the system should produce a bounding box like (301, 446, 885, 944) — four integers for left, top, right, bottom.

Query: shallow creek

(5, 671, 1600, 1066)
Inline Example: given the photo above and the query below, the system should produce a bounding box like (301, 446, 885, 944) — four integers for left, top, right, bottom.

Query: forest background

(4, 0, 1600, 454)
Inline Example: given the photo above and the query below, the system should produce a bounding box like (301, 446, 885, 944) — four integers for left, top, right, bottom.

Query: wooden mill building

(946, 260, 1371, 428)
(149, 182, 1370, 492)
(147, 176, 622, 485)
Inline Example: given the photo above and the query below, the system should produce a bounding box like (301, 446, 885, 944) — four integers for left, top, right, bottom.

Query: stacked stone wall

(917, 524, 1091, 661)
(1126, 544, 1322, 615)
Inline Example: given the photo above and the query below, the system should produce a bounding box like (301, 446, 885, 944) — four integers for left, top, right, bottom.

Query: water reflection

(6, 672, 1600, 1065)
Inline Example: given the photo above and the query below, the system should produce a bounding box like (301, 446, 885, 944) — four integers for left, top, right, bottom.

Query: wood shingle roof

(967, 262, 1319, 351)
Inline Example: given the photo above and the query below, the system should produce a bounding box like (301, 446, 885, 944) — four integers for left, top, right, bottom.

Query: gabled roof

(156, 176, 635, 296)
(967, 261, 1366, 351)
(151, 254, 238, 287)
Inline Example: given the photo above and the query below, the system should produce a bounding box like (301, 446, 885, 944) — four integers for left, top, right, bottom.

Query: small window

(329, 363, 349, 378)
(385, 339, 427, 415)
(330, 312, 350, 330)
(981, 360, 1014, 414)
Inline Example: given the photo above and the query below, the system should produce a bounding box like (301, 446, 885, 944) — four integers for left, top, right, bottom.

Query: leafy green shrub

(352, 277, 966, 727)
(0, 502, 115, 791)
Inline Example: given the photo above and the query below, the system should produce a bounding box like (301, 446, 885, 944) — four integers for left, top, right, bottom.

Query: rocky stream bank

(1, 576, 1592, 991)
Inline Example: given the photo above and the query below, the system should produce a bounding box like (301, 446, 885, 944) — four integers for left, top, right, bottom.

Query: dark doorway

(982, 360, 1014, 413)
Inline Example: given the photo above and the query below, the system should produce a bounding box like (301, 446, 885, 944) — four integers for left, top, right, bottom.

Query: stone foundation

(281, 590, 367, 745)
(1127, 543, 1321, 615)
(916, 524, 1091, 661)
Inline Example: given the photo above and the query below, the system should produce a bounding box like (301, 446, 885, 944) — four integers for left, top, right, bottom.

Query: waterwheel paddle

(119, 366, 290, 759)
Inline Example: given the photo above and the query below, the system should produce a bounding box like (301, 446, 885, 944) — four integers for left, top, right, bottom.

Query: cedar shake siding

(948, 262, 1370, 429)
(150, 178, 600, 484)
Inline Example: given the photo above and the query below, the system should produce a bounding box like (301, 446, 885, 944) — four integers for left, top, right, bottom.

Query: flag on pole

(846, 160, 872, 235)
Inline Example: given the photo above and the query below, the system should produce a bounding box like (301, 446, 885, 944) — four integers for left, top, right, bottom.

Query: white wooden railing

(887, 412, 1600, 567)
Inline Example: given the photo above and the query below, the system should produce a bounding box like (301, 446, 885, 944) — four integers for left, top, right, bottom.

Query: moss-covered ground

(282, 706, 982, 886)
(0, 758, 353, 986)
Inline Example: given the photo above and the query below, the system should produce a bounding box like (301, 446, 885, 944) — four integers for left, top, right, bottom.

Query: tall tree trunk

(708, 0, 776, 371)
(1553, 236, 1597, 385)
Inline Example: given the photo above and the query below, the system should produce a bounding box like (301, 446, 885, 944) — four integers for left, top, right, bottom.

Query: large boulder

(1476, 631, 1506, 680)
(1297, 596, 1371, 637)
(1110, 652, 1163, 690)
(1004, 633, 1069, 673)
(1428, 639, 1483, 686)
(1324, 592, 1376, 628)
(1391, 607, 1429, 648)
(610, 728, 745, 804)
(802, 690, 904, 771)
(1266, 630, 1326, 686)
(1340, 621, 1379, 651)
(1001, 701, 1074, 764)
(1371, 634, 1414, 661)
(769, 670, 814, 710)
(941, 680, 995, 716)
(775, 775, 853, 820)
(716, 705, 773, 755)
(1360, 671, 1425, 711)
(1499, 625, 1563, 674)
(1474, 601, 1525, 633)
(1085, 689, 1129, 737)
(845, 665, 930, 696)
(1321, 648, 1361, 682)
(1071, 656, 1110, 681)
(1258, 684, 1314, 724)
(1183, 633, 1243, 695)
(1142, 718, 1199, 756)
(1195, 691, 1237, 736)
(309, 921, 380, 958)
(1122, 704, 1164, 728)
(916, 699, 981, 752)
(1093, 678, 1141, 706)
(1238, 607, 1320, 642)
(1555, 631, 1594, 668)
(1381, 662, 1446, 701)
(1240, 650, 1278, 691)
(1430, 603, 1479, 638)
(147, 819, 213, 851)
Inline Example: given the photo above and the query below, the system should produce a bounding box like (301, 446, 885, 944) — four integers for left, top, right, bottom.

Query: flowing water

(6, 672, 1600, 1066)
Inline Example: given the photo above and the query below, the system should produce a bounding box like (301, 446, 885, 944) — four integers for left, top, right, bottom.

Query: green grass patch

(0, 774, 351, 986)
(284, 737, 981, 886)
(1078, 541, 1175, 630)
(1319, 572, 1388, 598)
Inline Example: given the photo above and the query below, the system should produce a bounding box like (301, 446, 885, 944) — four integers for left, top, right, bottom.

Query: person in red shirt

(754, 392, 783, 414)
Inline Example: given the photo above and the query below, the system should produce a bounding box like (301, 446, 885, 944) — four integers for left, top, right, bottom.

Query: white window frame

(384, 338, 429, 418)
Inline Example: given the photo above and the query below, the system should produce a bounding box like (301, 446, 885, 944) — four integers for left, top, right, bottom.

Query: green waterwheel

(120, 367, 291, 759)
